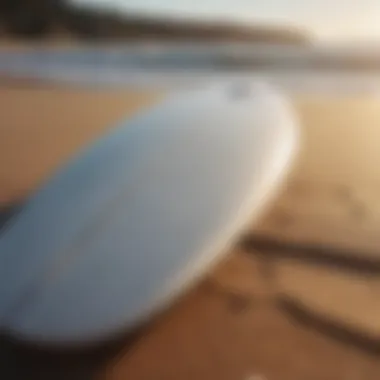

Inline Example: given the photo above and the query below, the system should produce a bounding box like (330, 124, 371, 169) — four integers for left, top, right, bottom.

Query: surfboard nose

(0, 81, 298, 346)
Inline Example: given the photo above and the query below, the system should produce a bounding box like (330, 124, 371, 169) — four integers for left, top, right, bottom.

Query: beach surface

(0, 84, 159, 204)
(2, 82, 380, 379)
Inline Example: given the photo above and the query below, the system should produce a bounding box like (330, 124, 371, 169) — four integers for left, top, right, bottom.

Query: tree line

(0, 0, 309, 43)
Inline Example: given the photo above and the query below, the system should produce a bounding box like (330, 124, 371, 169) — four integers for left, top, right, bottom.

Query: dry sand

(2, 83, 380, 379)
(252, 95, 380, 254)
(2, 88, 380, 203)
(0, 84, 159, 204)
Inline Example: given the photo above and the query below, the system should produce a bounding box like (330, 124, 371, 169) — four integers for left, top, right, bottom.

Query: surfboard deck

(0, 81, 298, 346)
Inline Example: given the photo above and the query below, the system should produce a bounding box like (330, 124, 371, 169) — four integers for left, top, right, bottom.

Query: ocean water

(1, 44, 380, 94)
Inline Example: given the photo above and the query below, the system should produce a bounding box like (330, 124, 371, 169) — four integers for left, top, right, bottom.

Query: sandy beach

(0, 84, 159, 205)
(2, 85, 380, 200)
(2, 81, 380, 379)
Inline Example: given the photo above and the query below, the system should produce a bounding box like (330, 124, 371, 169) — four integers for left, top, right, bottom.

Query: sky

(73, 0, 380, 41)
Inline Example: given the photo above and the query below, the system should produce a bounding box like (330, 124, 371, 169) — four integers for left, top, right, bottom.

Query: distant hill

(0, 0, 310, 44)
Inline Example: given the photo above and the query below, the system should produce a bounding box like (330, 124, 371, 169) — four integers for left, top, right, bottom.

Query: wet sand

(2, 83, 380, 379)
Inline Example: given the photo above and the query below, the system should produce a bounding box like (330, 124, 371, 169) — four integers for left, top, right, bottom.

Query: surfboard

(0, 81, 298, 346)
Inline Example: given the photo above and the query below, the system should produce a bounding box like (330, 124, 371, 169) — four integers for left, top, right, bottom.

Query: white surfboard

(0, 81, 298, 346)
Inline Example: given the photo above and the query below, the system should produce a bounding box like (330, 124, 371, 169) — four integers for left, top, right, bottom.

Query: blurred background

(2, 0, 380, 88)
(2, 1, 380, 380)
